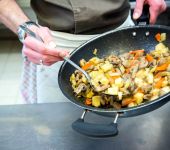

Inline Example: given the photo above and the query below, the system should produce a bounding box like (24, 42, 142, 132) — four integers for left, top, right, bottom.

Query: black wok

(58, 25, 170, 137)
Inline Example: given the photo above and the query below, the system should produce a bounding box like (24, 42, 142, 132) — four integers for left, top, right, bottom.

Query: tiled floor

(0, 40, 23, 105)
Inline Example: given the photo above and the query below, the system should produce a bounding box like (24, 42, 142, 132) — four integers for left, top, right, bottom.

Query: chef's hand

(22, 25, 69, 66)
(133, 0, 167, 24)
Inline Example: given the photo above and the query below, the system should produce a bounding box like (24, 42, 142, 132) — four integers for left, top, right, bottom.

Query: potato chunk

(92, 96, 101, 107)
(134, 92, 144, 104)
(101, 62, 113, 72)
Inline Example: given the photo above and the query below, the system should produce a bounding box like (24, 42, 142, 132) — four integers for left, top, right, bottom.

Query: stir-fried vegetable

(146, 54, 154, 62)
(155, 33, 166, 42)
(82, 62, 94, 70)
(70, 33, 170, 109)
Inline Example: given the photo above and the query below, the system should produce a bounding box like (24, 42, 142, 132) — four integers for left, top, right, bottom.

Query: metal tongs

(20, 25, 92, 86)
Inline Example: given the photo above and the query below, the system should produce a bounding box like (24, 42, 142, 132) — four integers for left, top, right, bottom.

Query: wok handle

(134, 4, 150, 25)
(72, 119, 118, 138)
(72, 111, 119, 138)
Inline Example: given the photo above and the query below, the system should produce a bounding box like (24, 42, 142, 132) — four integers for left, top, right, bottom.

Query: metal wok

(58, 25, 170, 137)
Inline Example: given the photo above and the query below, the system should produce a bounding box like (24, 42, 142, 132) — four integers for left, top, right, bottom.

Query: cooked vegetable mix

(70, 33, 170, 109)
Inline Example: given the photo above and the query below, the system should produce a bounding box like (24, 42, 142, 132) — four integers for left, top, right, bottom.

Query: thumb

(59, 51, 70, 58)
(133, 0, 145, 20)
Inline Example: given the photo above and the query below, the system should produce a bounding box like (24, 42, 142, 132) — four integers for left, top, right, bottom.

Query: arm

(133, 0, 167, 24)
(0, 0, 29, 34)
(0, 0, 68, 66)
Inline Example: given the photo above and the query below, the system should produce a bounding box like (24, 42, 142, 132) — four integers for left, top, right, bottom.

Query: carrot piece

(127, 51, 142, 73)
(112, 69, 116, 72)
(126, 68, 130, 74)
(130, 61, 135, 67)
(82, 62, 94, 70)
(137, 88, 144, 93)
(154, 77, 164, 89)
(111, 75, 121, 79)
(122, 97, 135, 106)
(146, 54, 154, 62)
(85, 98, 92, 105)
(108, 77, 115, 84)
(134, 53, 140, 59)
(127, 50, 144, 69)
(129, 54, 139, 66)
(129, 49, 144, 54)
(154, 72, 161, 78)
(156, 63, 169, 71)
(107, 76, 121, 84)
(155, 33, 161, 42)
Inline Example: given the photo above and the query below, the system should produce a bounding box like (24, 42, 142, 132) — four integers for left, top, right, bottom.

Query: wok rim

(58, 25, 170, 114)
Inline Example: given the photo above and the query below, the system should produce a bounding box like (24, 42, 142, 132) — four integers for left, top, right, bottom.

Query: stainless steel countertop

(0, 102, 169, 150)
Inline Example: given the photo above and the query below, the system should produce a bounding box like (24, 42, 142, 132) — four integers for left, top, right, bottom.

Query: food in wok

(70, 33, 170, 109)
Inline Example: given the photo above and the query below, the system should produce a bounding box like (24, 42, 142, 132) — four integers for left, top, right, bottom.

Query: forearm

(0, 0, 30, 34)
